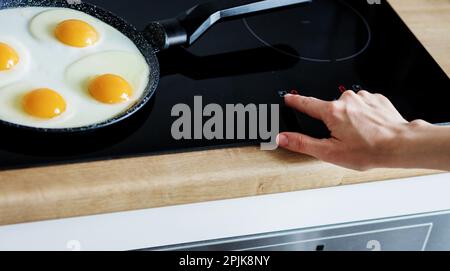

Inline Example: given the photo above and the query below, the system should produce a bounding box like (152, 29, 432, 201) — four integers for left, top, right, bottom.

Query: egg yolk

(0, 42, 19, 71)
(23, 88, 66, 119)
(88, 74, 133, 104)
(54, 19, 98, 48)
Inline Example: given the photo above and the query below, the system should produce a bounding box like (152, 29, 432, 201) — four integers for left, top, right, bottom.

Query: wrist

(387, 120, 435, 169)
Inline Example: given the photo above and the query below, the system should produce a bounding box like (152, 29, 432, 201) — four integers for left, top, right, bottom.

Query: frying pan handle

(145, 0, 312, 51)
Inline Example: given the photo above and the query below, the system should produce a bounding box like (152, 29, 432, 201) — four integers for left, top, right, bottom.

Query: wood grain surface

(0, 0, 448, 226)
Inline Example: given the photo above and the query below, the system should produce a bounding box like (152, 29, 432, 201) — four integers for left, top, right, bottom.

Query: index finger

(285, 94, 329, 121)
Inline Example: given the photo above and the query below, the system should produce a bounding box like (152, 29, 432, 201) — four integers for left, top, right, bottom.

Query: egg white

(0, 7, 150, 129)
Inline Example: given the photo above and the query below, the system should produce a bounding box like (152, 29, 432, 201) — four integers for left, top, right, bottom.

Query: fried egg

(0, 38, 30, 88)
(29, 8, 105, 48)
(0, 81, 75, 128)
(0, 7, 150, 129)
(62, 51, 149, 127)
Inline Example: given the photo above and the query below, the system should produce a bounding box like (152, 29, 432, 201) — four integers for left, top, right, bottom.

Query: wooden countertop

(0, 0, 448, 226)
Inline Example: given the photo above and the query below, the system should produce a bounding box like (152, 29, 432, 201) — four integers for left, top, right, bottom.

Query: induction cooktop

(0, 0, 449, 170)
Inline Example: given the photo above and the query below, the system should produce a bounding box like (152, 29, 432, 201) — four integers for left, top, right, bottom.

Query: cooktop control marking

(243, 0, 372, 62)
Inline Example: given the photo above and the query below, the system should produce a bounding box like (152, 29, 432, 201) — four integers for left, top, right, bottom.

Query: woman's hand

(277, 91, 450, 171)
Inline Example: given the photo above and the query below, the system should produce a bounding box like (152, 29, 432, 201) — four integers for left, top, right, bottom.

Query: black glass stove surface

(0, 0, 449, 170)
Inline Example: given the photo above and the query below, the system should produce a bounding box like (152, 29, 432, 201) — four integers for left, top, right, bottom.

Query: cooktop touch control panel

(150, 211, 450, 251)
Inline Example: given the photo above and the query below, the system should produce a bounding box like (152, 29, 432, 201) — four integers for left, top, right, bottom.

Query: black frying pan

(0, 0, 311, 133)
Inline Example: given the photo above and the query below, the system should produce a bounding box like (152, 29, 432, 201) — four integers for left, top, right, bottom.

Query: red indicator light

(338, 85, 347, 93)
(290, 89, 299, 95)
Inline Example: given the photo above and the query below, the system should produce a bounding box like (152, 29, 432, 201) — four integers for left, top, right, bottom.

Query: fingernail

(277, 134, 289, 147)
(285, 93, 301, 98)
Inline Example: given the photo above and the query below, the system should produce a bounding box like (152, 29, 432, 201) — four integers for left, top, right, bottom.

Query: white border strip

(0, 173, 449, 251)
